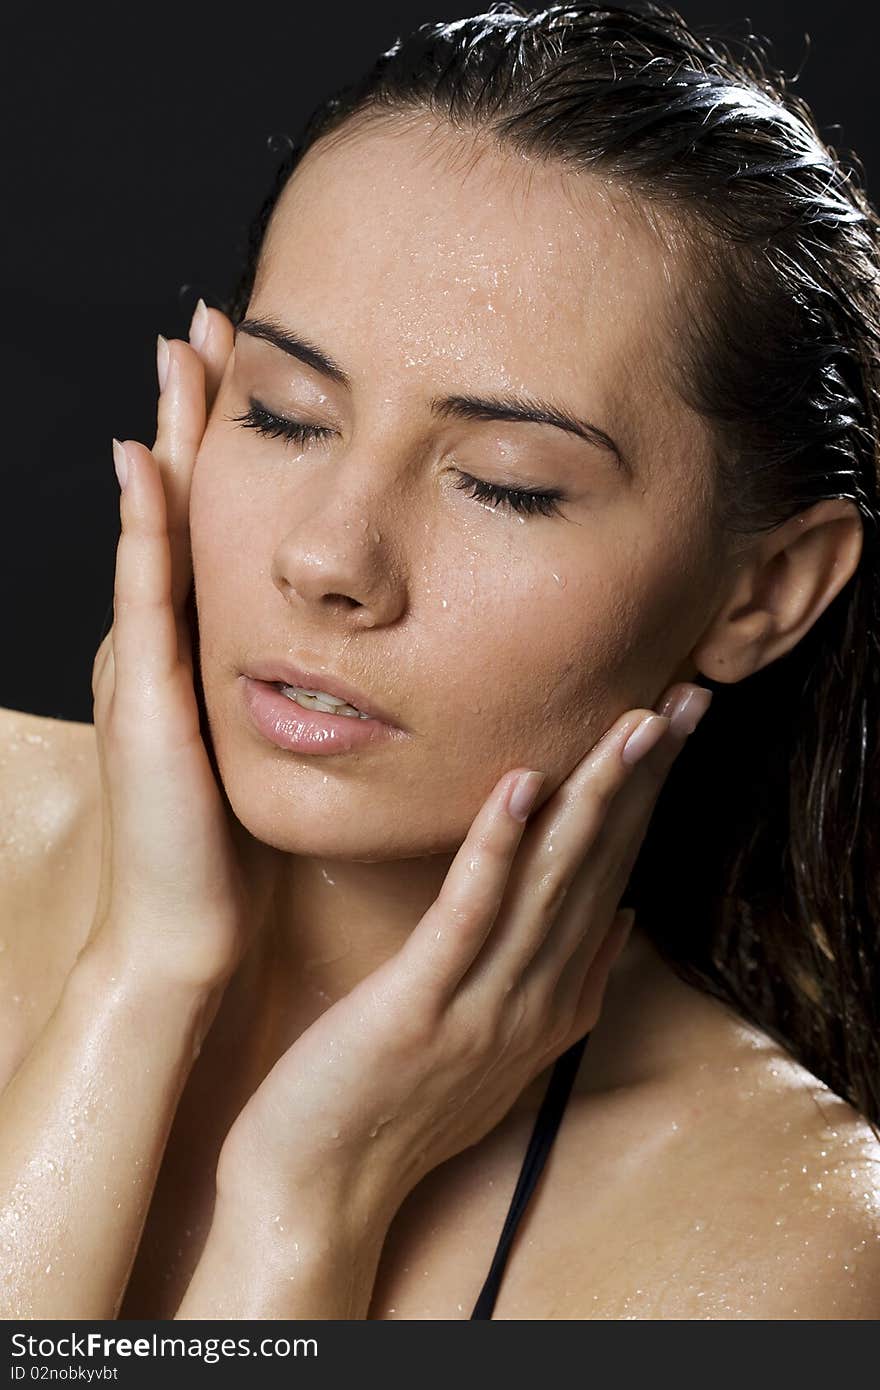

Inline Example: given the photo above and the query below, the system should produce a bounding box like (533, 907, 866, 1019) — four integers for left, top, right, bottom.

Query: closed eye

(452, 473, 566, 518)
(229, 399, 567, 519)
(228, 398, 335, 447)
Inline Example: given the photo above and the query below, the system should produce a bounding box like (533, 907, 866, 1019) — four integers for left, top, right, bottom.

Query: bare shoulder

(0, 704, 101, 1082)
(0, 703, 97, 857)
(548, 1015, 880, 1320)
(502, 928, 880, 1321)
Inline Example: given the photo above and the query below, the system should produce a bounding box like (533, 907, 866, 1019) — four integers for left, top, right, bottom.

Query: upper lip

(242, 658, 403, 729)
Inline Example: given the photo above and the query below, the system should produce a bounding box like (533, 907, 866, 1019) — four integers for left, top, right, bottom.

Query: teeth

(277, 684, 370, 719)
(292, 687, 347, 703)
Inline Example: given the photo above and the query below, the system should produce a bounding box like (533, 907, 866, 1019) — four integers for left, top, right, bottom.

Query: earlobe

(690, 499, 864, 684)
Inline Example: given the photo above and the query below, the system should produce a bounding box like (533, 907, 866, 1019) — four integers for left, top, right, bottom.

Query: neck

(208, 835, 456, 1086)
(209, 830, 701, 1117)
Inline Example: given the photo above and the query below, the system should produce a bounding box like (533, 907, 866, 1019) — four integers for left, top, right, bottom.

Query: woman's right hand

(87, 304, 260, 990)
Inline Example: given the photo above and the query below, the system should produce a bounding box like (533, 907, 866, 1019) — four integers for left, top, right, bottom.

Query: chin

(212, 751, 451, 862)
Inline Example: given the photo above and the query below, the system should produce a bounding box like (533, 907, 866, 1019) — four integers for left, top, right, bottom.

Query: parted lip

(241, 658, 402, 729)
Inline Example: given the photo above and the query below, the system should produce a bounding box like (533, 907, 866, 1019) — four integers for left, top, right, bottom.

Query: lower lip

(240, 677, 402, 755)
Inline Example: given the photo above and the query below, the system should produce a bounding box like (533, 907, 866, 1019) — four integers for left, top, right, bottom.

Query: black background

(3, 2, 876, 723)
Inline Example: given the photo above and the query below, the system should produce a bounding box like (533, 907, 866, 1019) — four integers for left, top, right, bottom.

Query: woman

(1, 0, 878, 1320)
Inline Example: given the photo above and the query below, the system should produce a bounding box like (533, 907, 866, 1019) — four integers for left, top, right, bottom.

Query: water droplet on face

(550, 572, 568, 589)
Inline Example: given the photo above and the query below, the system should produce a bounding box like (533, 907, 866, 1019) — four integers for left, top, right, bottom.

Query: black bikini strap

(470, 1031, 591, 1319)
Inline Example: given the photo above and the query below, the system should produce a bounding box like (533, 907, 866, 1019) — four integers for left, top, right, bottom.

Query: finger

(186, 299, 235, 413)
(452, 706, 676, 1005)
(151, 336, 206, 613)
(109, 437, 180, 701)
(560, 907, 636, 1044)
(574, 682, 703, 899)
(91, 631, 113, 701)
(91, 637, 115, 724)
(527, 687, 713, 1005)
(523, 685, 710, 982)
(391, 765, 543, 1003)
(398, 706, 661, 1008)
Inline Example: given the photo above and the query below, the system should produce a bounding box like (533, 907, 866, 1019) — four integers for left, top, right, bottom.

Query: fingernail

(156, 334, 170, 393)
(621, 714, 669, 766)
(112, 438, 128, 490)
(663, 686, 713, 738)
(508, 770, 545, 822)
(189, 297, 210, 351)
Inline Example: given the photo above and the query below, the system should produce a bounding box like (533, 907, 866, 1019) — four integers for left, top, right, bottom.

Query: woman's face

(190, 115, 723, 859)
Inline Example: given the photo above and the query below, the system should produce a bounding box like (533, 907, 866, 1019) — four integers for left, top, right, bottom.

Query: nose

(270, 501, 406, 628)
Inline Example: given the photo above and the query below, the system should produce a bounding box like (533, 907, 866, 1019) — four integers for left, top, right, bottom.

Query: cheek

(475, 539, 699, 770)
(404, 547, 633, 779)
(192, 426, 299, 548)
(554, 533, 708, 719)
(189, 450, 272, 649)
(190, 465, 226, 622)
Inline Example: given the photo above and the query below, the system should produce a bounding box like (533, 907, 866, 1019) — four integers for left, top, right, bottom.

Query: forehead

(252, 116, 692, 458)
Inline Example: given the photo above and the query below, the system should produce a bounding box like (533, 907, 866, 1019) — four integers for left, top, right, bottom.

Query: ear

(691, 500, 864, 683)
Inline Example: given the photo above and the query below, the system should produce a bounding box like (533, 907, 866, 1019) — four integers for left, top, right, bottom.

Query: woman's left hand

(209, 681, 709, 1260)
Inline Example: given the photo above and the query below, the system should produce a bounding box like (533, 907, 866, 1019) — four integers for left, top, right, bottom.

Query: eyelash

(229, 399, 567, 519)
(229, 400, 335, 447)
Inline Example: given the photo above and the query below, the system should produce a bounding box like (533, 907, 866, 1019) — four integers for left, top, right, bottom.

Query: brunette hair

(222, 2, 880, 1134)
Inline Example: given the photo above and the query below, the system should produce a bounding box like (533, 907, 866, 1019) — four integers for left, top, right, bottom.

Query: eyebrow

(236, 315, 630, 473)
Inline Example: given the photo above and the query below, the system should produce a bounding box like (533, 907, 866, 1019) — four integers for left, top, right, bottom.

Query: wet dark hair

(222, 2, 880, 1134)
